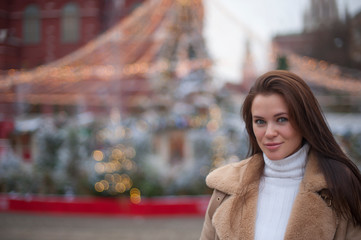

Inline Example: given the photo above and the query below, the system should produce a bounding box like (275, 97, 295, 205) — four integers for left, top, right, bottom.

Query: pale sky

(203, 0, 361, 85)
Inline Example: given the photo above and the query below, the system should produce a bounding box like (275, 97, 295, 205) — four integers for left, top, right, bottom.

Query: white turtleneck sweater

(254, 144, 310, 240)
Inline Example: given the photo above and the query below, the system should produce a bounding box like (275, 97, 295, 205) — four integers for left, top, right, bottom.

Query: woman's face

(251, 93, 303, 160)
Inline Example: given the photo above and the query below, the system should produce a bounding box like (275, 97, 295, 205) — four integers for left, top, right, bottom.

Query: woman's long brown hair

(241, 70, 361, 225)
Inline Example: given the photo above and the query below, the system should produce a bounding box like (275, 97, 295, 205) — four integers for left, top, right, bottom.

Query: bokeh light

(92, 150, 104, 161)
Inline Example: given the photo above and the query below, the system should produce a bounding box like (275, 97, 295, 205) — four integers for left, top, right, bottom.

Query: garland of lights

(289, 54, 361, 94)
(272, 47, 361, 94)
(0, 0, 209, 106)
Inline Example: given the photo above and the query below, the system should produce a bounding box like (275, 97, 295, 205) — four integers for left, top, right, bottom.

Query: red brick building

(0, 0, 143, 70)
(0, 0, 144, 159)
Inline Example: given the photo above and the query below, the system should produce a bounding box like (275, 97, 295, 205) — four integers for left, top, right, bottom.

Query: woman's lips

(264, 143, 282, 150)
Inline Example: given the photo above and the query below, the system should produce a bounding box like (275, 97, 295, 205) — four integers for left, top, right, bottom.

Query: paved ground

(0, 212, 204, 240)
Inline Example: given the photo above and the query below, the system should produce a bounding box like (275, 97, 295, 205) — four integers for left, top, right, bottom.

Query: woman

(200, 70, 361, 239)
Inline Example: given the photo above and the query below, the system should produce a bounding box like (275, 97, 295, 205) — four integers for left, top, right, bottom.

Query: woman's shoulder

(205, 154, 261, 194)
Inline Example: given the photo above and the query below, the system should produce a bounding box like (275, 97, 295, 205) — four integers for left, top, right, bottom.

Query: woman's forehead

(251, 93, 288, 114)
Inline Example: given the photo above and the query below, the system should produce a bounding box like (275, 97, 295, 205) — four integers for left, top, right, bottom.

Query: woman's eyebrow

(253, 113, 287, 118)
(274, 112, 288, 117)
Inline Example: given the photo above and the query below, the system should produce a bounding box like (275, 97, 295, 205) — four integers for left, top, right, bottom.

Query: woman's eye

(277, 117, 288, 123)
(255, 119, 265, 125)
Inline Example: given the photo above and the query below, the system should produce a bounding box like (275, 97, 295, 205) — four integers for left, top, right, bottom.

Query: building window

(188, 45, 196, 59)
(23, 4, 41, 44)
(61, 3, 80, 43)
(169, 130, 185, 164)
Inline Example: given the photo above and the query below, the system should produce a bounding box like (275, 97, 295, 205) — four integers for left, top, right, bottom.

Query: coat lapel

(209, 155, 263, 240)
(212, 183, 259, 240)
(284, 152, 338, 240)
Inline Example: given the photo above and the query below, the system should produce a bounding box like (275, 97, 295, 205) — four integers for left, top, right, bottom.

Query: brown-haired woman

(200, 70, 361, 239)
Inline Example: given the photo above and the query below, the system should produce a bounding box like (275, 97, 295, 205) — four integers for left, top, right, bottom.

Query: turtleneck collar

(263, 143, 310, 178)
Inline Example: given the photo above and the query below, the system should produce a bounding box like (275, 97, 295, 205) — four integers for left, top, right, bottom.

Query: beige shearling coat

(200, 152, 361, 240)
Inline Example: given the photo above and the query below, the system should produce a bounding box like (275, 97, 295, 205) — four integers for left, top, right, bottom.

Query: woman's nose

(265, 124, 277, 138)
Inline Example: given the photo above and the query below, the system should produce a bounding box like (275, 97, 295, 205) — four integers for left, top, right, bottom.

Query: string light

(130, 188, 141, 204)
(92, 150, 104, 161)
(273, 46, 361, 94)
(0, 0, 210, 112)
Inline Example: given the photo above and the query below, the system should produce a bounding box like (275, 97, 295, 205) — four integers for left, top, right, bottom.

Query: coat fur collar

(206, 151, 338, 240)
